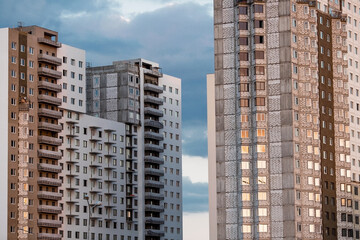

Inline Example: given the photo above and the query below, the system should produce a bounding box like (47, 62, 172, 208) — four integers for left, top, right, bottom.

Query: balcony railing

(38, 37, 62, 48)
(144, 83, 163, 93)
(37, 205, 62, 214)
(38, 108, 62, 119)
(37, 233, 62, 240)
(38, 54, 62, 66)
(144, 167, 164, 176)
(144, 131, 164, 141)
(143, 68, 163, 77)
(145, 180, 165, 188)
(38, 122, 62, 132)
(38, 81, 62, 92)
(37, 177, 62, 187)
(37, 219, 62, 228)
(145, 204, 164, 212)
(144, 119, 163, 129)
(38, 149, 62, 160)
(38, 191, 62, 200)
(144, 155, 164, 165)
(144, 95, 163, 105)
(145, 229, 165, 237)
(38, 135, 62, 146)
(144, 107, 163, 117)
(144, 192, 164, 200)
(144, 144, 164, 153)
(38, 94, 62, 106)
(38, 163, 62, 173)
(145, 217, 165, 225)
(38, 67, 62, 79)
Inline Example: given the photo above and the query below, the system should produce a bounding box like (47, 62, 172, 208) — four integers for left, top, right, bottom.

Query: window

(254, 35, 264, 44)
(240, 99, 249, 107)
(238, 22, 248, 30)
(79, 61, 83, 68)
(254, 51, 264, 59)
(238, 6, 248, 15)
(254, 20, 264, 28)
(255, 66, 265, 75)
(254, 4, 264, 13)
(239, 37, 248, 45)
(255, 82, 265, 90)
(239, 52, 249, 61)
(255, 97, 265, 106)
(239, 83, 249, 92)
(239, 68, 249, 76)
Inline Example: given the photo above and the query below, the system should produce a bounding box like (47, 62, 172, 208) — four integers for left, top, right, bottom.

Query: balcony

(144, 107, 163, 117)
(145, 217, 165, 225)
(38, 81, 62, 92)
(38, 94, 62, 106)
(144, 119, 163, 129)
(145, 192, 164, 200)
(145, 168, 164, 176)
(38, 67, 62, 79)
(38, 163, 62, 173)
(38, 149, 62, 160)
(38, 135, 62, 146)
(145, 180, 165, 188)
(38, 122, 62, 132)
(38, 191, 62, 200)
(38, 54, 62, 66)
(38, 37, 62, 48)
(145, 229, 165, 237)
(37, 219, 62, 228)
(144, 95, 163, 105)
(144, 144, 163, 153)
(144, 156, 164, 165)
(144, 83, 163, 93)
(143, 68, 162, 77)
(144, 131, 164, 141)
(37, 233, 62, 240)
(145, 204, 164, 212)
(37, 205, 62, 214)
(38, 108, 62, 119)
(38, 177, 62, 187)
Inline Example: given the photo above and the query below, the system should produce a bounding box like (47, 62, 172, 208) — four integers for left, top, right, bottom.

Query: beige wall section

(207, 74, 216, 240)
(0, 27, 9, 240)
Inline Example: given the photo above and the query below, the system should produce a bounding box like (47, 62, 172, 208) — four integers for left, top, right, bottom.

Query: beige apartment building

(208, 0, 357, 239)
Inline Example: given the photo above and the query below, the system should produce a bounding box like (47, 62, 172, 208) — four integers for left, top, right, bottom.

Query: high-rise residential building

(208, 0, 355, 239)
(0, 26, 182, 240)
(86, 59, 183, 240)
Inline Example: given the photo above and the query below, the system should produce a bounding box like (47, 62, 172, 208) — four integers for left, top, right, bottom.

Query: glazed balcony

(144, 83, 163, 93)
(144, 143, 163, 153)
(38, 94, 62, 106)
(145, 229, 165, 237)
(144, 119, 163, 129)
(144, 95, 163, 105)
(145, 192, 164, 200)
(144, 167, 164, 176)
(37, 177, 62, 187)
(37, 205, 62, 214)
(38, 135, 62, 146)
(143, 68, 162, 77)
(38, 163, 62, 173)
(38, 67, 62, 79)
(38, 81, 62, 92)
(38, 122, 62, 132)
(37, 219, 62, 228)
(38, 108, 62, 119)
(38, 149, 62, 160)
(38, 191, 62, 200)
(144, 107, 163, 117)
(145, 204, 164, 212)
(144, 156, 164, 165)
(38, 54, 62, 66)
(37, 233, 62, 240)
(145, 217, 165, 225)
(38, 37, 62, 48)
(145, 180, 165, 188)
(144, 131, 164, 141)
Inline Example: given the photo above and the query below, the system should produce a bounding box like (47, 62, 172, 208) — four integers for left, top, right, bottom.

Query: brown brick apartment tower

(208, 0, 354, 239)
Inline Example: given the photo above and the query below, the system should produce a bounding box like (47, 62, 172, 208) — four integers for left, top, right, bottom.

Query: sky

(0, 0, 213, 239)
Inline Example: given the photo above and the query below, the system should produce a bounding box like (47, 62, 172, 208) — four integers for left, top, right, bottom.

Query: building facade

(209, 0, 355, 239)
(0, 26, 182, 240)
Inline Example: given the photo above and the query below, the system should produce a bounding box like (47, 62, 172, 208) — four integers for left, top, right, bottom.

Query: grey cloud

(182, 177, 208, 212)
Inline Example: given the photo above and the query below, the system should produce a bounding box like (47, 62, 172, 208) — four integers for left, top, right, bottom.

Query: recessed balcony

(144, 156, 164, 165)
(144, 131, 164, 141)
(144, 192, 164, 200)
(38, 37, 62, 48)
(37, 233, 62, 240)
(37, 177, 62, 187)
(145, 217, 165, 225)
(38, 81, 62, 92)
(145, 229, 165, 237)
(144, 95, 163, 105)
(143, 68, 162, 77)
(38, 94, 62, 106)
(38, 122, 62, 132)
(38, 108, 62, 119)
(38, 191, 62, 200)
(37, 205, 62, 214)
(145, 180, 165, 188)
(37, 219, 62, 228)
(38, 54, 62, 66)
(38, 135, 62, 146)
(38, 67, 62, 79)
(38, 163, 62, 173)
(144, 143, 163, 153)
(144, 167, 164, 176)
(144, 83, 163, 93)
(38, 149, 62, 160)
(144, 119, 163, 129)
(144, 107, 163, 117)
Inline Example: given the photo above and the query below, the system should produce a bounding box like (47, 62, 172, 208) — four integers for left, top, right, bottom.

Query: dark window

(342, 229, 347, 237)
(341, 213, 346, 222)
(254, 4, 264, 13)
(239, 37, 248, 45)
(254, 20, 264, 28)
(239, 83, 249, 92)
(255, 51, 264, 59)
(239, 68, 249, 76)
(255, 66, 265, 75)
(239, 99, 250, 107)
(255, 97, 265, 106)
(255, 82, 265, 90)
(348, 214, 353, 223)
(356, 215, 359, 224)
(349, 229, 354, 238)
(239, 6, 248, 15)
(355, 186, 358, 195)
(239, 22, 248, 30)
(254, 35, 264, 44)
(239, 52, 249, 61)
(356, 230, 359, 239)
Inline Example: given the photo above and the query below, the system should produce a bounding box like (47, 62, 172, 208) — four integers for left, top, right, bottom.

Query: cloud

(183, 155, 208, 183)
(184, 212, 209, 240)
(182, 122, 208, 157)
(182, 177, 208, 212)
